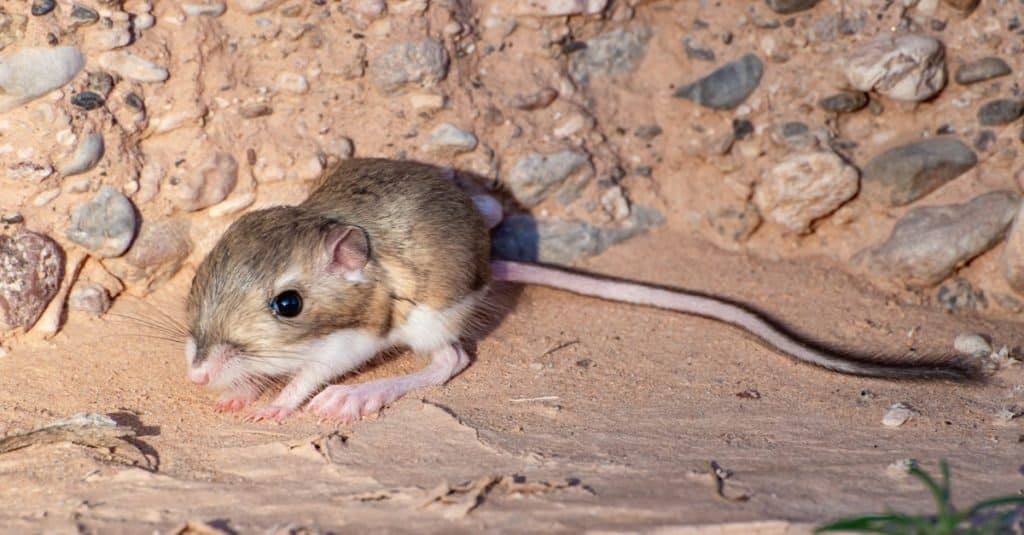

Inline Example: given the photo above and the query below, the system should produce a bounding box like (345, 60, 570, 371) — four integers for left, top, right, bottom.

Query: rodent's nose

(188, 368, 210, 385)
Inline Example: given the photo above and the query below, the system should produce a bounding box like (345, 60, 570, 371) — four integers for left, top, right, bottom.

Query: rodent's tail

(490, 259, 981, 381)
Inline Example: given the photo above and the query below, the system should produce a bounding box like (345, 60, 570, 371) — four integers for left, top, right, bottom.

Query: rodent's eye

(271, 290, 303, 318)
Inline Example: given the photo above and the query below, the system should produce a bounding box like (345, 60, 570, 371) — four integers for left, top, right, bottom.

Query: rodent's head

(185, 206, 377, 389)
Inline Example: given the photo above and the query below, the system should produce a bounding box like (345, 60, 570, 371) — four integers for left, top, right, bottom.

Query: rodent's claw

(247, 405, 294, 423)
(214, 397, 250, 413)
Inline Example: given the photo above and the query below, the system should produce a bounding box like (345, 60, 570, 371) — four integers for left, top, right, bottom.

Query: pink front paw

(307, 383, 398, 424)
(214, 389, 260, 413)
(247, 405, 295, 422)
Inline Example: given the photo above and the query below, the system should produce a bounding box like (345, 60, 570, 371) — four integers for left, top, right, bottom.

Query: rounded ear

(323, 224, 369, 281)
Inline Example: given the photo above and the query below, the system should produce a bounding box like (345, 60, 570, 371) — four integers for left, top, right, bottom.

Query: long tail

(490, 260, 978, 380)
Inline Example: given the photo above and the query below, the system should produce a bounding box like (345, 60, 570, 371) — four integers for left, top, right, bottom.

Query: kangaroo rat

(185, 158, 975, 423)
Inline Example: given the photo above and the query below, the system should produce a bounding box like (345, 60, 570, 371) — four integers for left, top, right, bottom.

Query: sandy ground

(2, 222, 1024, 534)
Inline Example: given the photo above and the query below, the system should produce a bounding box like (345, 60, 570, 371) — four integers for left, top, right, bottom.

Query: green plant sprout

(815, 460, 1024, 535)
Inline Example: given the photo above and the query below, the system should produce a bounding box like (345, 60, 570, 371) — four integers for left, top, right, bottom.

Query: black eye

(271, 290, 303, 318)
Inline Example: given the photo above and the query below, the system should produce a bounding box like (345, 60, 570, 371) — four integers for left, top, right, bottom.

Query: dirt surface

(2, 224, 1024, 533)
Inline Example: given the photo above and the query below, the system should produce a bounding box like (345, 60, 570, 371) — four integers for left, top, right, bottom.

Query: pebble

(506, 150, 592, 208)
(683, 37, 715, 62)
(182, 2, 226, 16)
(507, 88, 558, 111)
(709, 205, 762, 243)
(409, 93, 446, 111)
(239, 102, 273, 118)
(60, 132, 105, 176)
(568, 26, 653, 86)
(853, 190, 1020, 287)
(977, 99, 1024, 126)
(943, 0, 979, 11)
(674, 53, 764, 110)
(65, 186, 139, 258)
(208, 192, 255, 218)
(0, 47, 85, 113)
(124, 92, 145, 112)
(635, 124, 662, 140)
(882, 403, 916, 427)
(937, 277, 986, 313)
(31, 0, 55, 16)
(172, 152, 238, 211)
(370, 39, 450, 94)
(753, 151, 859, 234)
(68, 282, 111, 315)
(97, 51, 169, 83)
(0, 230, 64, 330)
(422, 123, 477, 156)
(86, 72, 114, 97)
(491, 205, 663, 264)
(232, 0, 285, 13)
(600, 185, 630, 221)
(953, 332, 991, 357)
(71, 91, 105, 111)
(1000, 202, 1024, 292)
(841, 34, 946, 101)
(860, 137, 977, 206)
(92, 26, 132, 50)
(70, 5, 99, 24)
(1, 212, 23, 224)
(107, 218, 192, 291)
(819, 91, 868, 113)
(275, 72, 309, 94)
(766, 0, 820, 13)
(955, 57, 1011, 85)
(33, 188, 61, 206)
(497, 0, 608, 16)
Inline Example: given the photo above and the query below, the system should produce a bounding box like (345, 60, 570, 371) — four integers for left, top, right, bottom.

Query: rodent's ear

(325, 224, 369, 282)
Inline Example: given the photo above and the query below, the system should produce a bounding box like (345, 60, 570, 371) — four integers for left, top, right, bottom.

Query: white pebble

(840, 34, 946, 102)
(275, 72, 309, 94)
(91, 27, 133, 50)
(953, 332, 992, 357)
(0, 47, 86, 113)
(422, 123, 477, 155)
(232, 0, 285, 13)
(182, 2, 226, 16)
(209, 192, 256, 218)
(134, 13, 156, 30)
(409, 92, 446, 111)
(60, 133, 105, 176)
(882, 402, 917, 427)
(33, 188, 61, 206)
(98, 51, 169, 83)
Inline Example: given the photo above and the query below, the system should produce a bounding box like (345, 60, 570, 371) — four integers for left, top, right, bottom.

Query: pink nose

(188, 368, 210, 385)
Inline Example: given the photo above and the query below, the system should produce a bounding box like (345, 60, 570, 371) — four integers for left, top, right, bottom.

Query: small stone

(107, 218, 192, 291)
(60, 132, 104, 176)
(171, 152, 238, 211)
(321, 136, 354, 161)
(97, 51, 169, 83)
(31, 0, 55, 16)
(569, 26, 653, 86)
(86, 72, 114, 97)
(955, 57, 1011, 85)
(70, 5, 99, 24)
(495, 0, 608, 17)
(124, 92, 145, 112)
(882, 403, 916, 427)
(854, 191, 1020, 287)
(953, 332, 991, 357)
(507, 88, 558, 111)
(71, 91, 105, 111)
(422, 123, 477, 156)
(0, 46, 85, 113)
(1000, 202, 1024, 293)
(754, 152, 859, 234)
(491, 206, 663, 264)
(635, 124, 662, 140)
(506, 150, 592, 208)
(1, 212, 23, 224)
(182, 2, 226, 16)
(943, 0, 979, 12)
(674, 53, 764, 110)
(600, 185, 630, 221)
(232, 0, 285, 13)
(973, 130, 996, 152)
(766, 0, 820, 13)
(841, 34, 946, 101)
(65, 186, 138, 258)
(683, 37, 715, 62)
(781, 121, 809, 138)
(819, 91, 869, 113)
(886, 459, 918, 478)
(732, 119, 754, 140)
(370, 39, 449, 94)
(275, 72, 309, 94)
(239, 102, 273, 118)
(977, 99, 1024, 126)
(937, 277, 987, 313)
(68, 282, 111, 315)
(860, 137, 977, 206)
(708, 204, 762, 242)
(0, 230, 63, 330)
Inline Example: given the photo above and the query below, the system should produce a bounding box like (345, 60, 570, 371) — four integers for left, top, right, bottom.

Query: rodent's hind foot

(246, 405, 294, 422)
(214, 389, 261, 413)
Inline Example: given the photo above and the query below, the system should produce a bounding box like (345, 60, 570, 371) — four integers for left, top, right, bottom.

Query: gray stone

(853, 190, 1020, 287)
(999, 201, 1024, 293)
(953, 332, 991, 357)
(841, 34, 946, 102)
(60, 132, 104, 176)
(97, 51, 169, 83)
(635, 124, 662, 139)
(673, 53, 764, 110)
(955, 57, 1011, 85)
(819, 91, 868, 113)
(507, 87, 558, 110)
(937, 277, 986, 313)
(0, 230, 63, 330)
(505, 150, 592, 208)
(569, 26, 653, 86)
(491, 205, 663, 264)
(861, 137, 977, 206)
(0, 46, 85, 112)
(422, 123, 477, 156)
(107, 218, 192, 292)
(683, 37, 715, 62)
(65, 186, 138, 258)
(171, 152, 238, 211)
(68, 282, 111, 315)
(977, 99, 1024, 126)
(766, 0, 820, 13)
(370, 39, 449, 94)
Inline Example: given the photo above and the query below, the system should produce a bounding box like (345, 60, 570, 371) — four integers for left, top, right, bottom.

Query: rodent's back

(301, 158, 491, 310)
